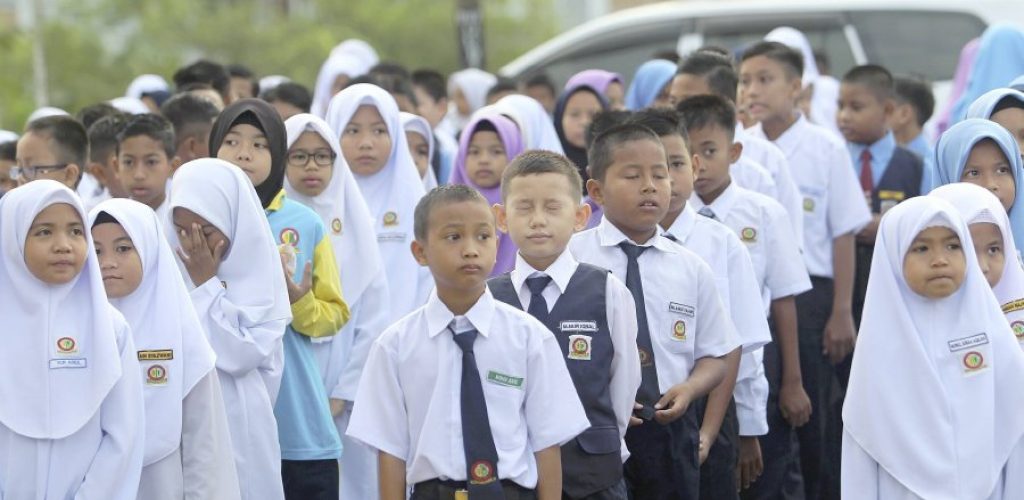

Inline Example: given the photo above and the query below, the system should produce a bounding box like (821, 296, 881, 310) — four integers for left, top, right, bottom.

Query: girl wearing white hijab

(931, 182, 1024, 348)
(492, 93, 566, 154)
(400, 111, 439, 190)
(326, 83, 432, 318)
(284, 113, 393, 500)
(311, 39, 380, 118)
(0, 180, 144, 499)
(765, 26, 842, 138)
(842, 196, 1024, 499)
(168, 158, 291, 500)
(440, 67, 497, 136)
(89, 198, 240, 500)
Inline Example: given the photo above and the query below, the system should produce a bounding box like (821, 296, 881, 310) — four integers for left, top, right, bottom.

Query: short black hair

(116, 114, 176, 158)
(677, 51, 739, 103)
(627, 108, 688, 144)
(676, 94, 737, 141)
(501, 149, 583, 201)
(0, 141, 16, 162)
(173, 60, 231, 101)
(841, 64, 894, 101)
(261, 82, 312, 113)
(487, 77, 519, 102)
(24, 116, 89, 170)
(87, 114, 128, 164)
(411, 69, 448, 102)
(585, 110, 633, 149)
(587, 123, 663, 182)
(228, 64, 259, 97)
(413, 184, 490, 241)
(160, 93, 219, 148)
(893, 76, 935, 127)
(651, 50, 680, 64)
(741, 41, 803, 81)
(522, 73, 556, 95)
(76, 103, 122, 131)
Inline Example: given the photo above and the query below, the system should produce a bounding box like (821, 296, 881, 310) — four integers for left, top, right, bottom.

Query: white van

(500, 0, 1024, 113)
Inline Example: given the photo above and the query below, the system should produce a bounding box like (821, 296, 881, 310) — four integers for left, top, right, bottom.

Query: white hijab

(0, 180, 122, 439)
(283, 114, 384, 310)
(168, 158, 292, 326)
(446, 68, 497, 133)
(325, 84, 427, 316)
(89, 198, 216, 465)
(930, 183, 1024, 331)
(492, 94, 565, 154)
(311, 40, 380, 118)
(399, 112, 439, 190)
(765, 26, 841, 135)
(844, 196, 1024, 499)
(126, 74, 169, 100)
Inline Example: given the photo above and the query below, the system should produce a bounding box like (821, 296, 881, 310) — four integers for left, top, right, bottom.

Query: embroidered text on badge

(1002, 298, 1024, 314)
(138, 349, 174, 361)
(560, 320, 598, 332)
(49, 358, 87, 369)
(947, 333, 989, 352)
(669, 302, 695, 318)
(486, 371, 524, 389)
(377, 232, 407, 243)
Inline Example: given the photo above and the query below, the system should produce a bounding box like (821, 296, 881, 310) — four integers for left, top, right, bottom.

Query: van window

(850, 11, 985, 82)
(703, 24, 856, 78)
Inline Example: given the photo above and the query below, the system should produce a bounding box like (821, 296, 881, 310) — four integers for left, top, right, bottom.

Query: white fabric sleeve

(182, 371, 242, 500)
(333, 272, 391, 401)
(346, 334, 410, 460)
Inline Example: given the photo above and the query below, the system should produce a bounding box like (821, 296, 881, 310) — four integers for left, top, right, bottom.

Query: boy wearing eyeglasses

(15, 116, 87, 189)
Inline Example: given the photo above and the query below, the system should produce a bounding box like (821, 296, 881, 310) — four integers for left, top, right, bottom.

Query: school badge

(147, 364, 168, 385)
(56, 337, 78, 355)
(1013, 321, 1024, 339)
(671, 320, 687, 341)
(279, 227, 300, 247)
(740, 227, 757, 242)
(638, 348, 652, 367)
(383, 211, 399, 227)
(567, 335, 592, 361)
(962, 351, 986, 373)
(803, 197, 815, 212)
(331, 218, 343, 235)
(469, 460, 497, 485)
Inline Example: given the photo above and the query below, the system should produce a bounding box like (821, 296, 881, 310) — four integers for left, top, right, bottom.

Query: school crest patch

(56, 337, 78, 355)
(567, 335, 592, 361)
(1013, 321, 1024, 340)
(962, 351, 985, 373)
(147, 364, 168, 385)
(469, 460, 497, 485)
(279, 227, 300, 247)
(740, 227, 757, 242)
(383, 211, 399, 227)
(671, 320, 687, 341)
(331, 218, 343, 235)
(638, 348, 653, 367)
(803, 197, 815, 212)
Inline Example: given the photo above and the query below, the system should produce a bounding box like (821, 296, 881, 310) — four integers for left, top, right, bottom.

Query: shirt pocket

(661, 301, 697, 355)
(481, 366, 526, 451)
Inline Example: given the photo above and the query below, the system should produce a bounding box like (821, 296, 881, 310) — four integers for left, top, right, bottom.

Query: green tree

(0, 0, 557, 131)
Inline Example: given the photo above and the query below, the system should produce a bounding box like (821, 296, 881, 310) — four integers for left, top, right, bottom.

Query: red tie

(859, 149, 874, 194)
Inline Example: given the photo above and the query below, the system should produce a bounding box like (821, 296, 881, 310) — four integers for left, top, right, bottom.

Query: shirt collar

(265, 190, 287, 213)
(425, 287, 496, 338)
(511, 250, 578, 296)
(596, 216, 678, 253)
(758, 113, 807, 157)
(691, 178, 739, 221)
(665, 203, 698, 243)
(848, 131, 896, 162)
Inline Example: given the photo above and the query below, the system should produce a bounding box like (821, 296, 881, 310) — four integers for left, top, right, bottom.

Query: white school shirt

(736, 123, 804, 245)
(731, 156, 779, 202)
(508, 250, 641, 461)
(0, 317, 144, 500)
(568, 217, 740, 394)
(691, 182, 812, 312)
(347, 288, 590, 488)
(749, 115, 871, 278)
(663, 204, 772, 435)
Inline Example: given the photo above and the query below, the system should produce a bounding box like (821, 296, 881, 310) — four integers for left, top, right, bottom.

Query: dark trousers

(696, 397, 740, 500)
(564, 479, 628, 500)
(411, 479, 536, 500)
(281, 458, 339, 500)
(742, 333, 806, 500)
(624, 403, 701, 500)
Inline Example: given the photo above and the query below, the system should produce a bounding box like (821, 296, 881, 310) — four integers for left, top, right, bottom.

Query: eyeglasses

(11, 164, 69, 180)
(287, 150, 336, 168)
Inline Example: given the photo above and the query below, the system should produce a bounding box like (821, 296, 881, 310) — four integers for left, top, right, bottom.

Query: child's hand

(629, 402, 645, 427)
(282, 257, 312, 304)
(779, 379, 812, 428)
(698, 431, 711, 465)
(823, 310, 857, 365)
(329, 398, 346, 417)
(653, 384, 693, 424)
(736, 436, 763, 491)
(176, 223, 225, 287)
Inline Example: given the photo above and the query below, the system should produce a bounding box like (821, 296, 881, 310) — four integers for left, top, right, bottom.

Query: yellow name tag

(878, 190, 905, 201)
(137, 350, 174, 361)
(455, 490, 469, 500)
(1003, 298, 1024, 314)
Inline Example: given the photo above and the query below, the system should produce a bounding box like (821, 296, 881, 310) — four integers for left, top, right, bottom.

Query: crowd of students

(2, 21, 1024, 500)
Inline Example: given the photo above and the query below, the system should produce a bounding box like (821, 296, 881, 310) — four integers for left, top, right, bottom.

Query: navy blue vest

(488, 264, 622, 498)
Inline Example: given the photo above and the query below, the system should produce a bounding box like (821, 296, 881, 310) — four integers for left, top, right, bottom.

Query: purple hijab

(935, 38, 980, 137)
(564, 69, 624, 94)
(450, 114, 524, 276)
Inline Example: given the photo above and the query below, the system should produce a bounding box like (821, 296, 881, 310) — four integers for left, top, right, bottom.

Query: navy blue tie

(618, 242, 661, 408)
(697, 206, 717, 220)
(525, 275, 552, 322)
(451, 325, 505, 499)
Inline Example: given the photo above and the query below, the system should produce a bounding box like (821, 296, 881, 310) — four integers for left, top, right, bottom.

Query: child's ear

(64, 164, 81, 189)
(728, 141, 744, 164)
(410, 239, 428, 266)
(171, 155, 183, 173)
(585, 178, 604, 206)
(88, 162, 108, 187)
(574, 200, 592, 232)
(691, 152, 702, 174)
(494, 203, 509, 234)
(882, 97, 896, 119)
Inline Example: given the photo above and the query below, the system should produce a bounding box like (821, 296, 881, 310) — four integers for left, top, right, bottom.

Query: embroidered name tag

(878, 190, 905, 201)
(49, 358, 87, 369)
(486, 371, 524, 389)
(947, 333, 989, 352)
(560, 320, 598, 332)
(138, 349, 174, 361)
(669, 302, 695, 318)
(1002, 299, 1024, 314)
(377, 232, 407, 243)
